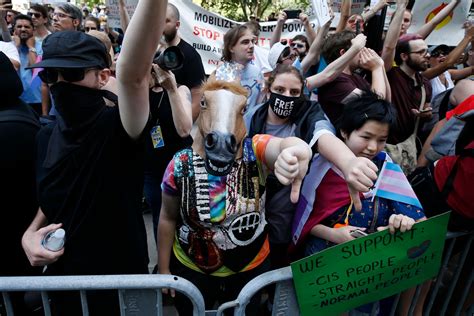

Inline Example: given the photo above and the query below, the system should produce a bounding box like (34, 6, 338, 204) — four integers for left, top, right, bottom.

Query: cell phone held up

(284, 9, 301, 19)
(350, 229, 368, 238)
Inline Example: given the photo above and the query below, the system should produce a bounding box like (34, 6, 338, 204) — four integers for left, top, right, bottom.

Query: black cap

(428, 44, 450, 56)
(28, 31, 110, 69)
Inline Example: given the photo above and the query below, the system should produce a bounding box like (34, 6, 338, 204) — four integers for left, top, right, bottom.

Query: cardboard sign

(291, 213, 450, 316)
(106, 0, 138, 29)
(408, 0, 471, 46)
(312, 0, 331, 26)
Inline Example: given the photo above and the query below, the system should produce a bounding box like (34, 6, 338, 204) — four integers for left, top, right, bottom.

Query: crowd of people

(1, 0, 473, 315)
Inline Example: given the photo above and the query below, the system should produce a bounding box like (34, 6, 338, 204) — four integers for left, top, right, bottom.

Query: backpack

(434, 141, 474, 221)
(426, 95, 474, 162)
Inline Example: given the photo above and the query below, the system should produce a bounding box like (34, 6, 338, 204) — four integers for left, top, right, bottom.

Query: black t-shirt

(36, 106, 149, 275)
(173, 39, 206, 89)
(0, 101, 40, 276)
(145, 89, 193, 178)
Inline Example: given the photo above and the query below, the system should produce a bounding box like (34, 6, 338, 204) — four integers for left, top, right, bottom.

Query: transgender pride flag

(373, 161, 422, 209)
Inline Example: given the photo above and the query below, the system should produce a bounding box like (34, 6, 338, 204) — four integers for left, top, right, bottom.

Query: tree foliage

(199, 0, 310, 22)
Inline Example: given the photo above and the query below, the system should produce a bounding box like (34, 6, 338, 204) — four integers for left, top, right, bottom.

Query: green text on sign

(290, 213, 450, 316)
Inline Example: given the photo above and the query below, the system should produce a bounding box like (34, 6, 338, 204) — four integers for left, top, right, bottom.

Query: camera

(153, 46, 184, 71)
(284, 9, 301, 19)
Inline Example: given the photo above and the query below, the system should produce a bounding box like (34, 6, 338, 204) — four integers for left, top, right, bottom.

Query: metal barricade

(216, 230, 473, 316)
(0, 274, 205, 316)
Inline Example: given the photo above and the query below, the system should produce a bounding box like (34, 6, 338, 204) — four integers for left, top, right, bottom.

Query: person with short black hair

(28, 4, 50, 43)
(0, 51, 41, 316)
(13, 14, 44, 116)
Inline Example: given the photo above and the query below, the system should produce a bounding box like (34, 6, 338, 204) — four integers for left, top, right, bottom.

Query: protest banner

(168, 0, 320, 74)
(408, 0, 471, 46)
(290, 213, 450, 316)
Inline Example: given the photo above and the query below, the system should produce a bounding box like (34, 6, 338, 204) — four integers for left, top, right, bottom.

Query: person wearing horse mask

(246, 64, 382, 269)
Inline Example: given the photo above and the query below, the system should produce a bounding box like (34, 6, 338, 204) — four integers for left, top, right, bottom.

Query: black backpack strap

(440, 148, 474, 199)
(0, 109, 41, 128)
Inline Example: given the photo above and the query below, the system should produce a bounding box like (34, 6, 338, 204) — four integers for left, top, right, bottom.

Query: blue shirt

(241, 63, 263, 113)
(18, 42, 43, 104)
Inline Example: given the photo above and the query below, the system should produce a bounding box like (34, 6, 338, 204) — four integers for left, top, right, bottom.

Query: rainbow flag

(373, 161, 422, 209)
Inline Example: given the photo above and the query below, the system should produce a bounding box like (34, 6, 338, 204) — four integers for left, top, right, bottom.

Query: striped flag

(373, 161, 423, 209)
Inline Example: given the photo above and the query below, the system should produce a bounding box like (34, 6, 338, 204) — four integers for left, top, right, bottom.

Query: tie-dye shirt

(162, 135, 273, 276)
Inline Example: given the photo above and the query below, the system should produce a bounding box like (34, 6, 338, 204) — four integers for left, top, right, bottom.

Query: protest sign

(291, 213, 450, 316)
(408, 0, 471, 46)
(106, 0, 138, 28)
(312, 0, 331, 26)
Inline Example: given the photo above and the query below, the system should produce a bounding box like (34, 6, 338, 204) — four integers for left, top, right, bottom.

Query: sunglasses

(85, 26, 97, 31)
(38, 68, 96, 84)
(430, 51, 448, 58)
(290, 43, 305, 49)
(27, 12, 43, 18)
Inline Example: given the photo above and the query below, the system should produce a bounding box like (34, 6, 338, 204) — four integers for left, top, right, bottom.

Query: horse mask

(193, 62, 249, 176)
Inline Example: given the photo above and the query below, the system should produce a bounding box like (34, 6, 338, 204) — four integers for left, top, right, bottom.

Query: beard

(164, 28, 177, 43)
(406, 55, 428, 72)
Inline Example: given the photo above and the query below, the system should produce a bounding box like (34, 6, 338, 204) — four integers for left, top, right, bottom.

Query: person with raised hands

(21, 0, 169, 314)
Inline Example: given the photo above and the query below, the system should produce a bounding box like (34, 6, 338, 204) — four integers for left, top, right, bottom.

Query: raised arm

(359, 47, 391, 101)
(361, 0, 388, 23)
(116, 0, 168, 139)
(299, 16, 332, 74)
(0, 7, 12, 42)
(270, 11, 287, 48)
(306, 33, 366, 90)
(299, 13, 317, 44)
(151, 65, 193, 137)
(118, 0, 130, 34)
(416, 0, 461, 40)
(335, 0, 351, 33)
(382, 0, 408, 71)
(422, 26, 474, 80)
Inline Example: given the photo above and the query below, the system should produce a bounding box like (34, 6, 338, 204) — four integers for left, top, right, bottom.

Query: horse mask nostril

(227, 135, 237, 152)
(205, 133, 217, 149)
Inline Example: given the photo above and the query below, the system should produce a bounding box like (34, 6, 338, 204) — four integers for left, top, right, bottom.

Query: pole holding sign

(291, 213, 450, 316)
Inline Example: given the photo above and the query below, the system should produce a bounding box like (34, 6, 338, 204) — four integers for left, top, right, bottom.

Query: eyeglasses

(290, 42, 305, 49)
(85, 26, 97, 31)
(27, 12, 43, 18)
(53, 12, 74, 19)
(38, 68, 96, 84)
(409, 49, 428, 56)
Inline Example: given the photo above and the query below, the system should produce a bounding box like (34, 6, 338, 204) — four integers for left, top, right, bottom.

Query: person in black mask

(245, 64, 381, 269)
(245, 64, 332, 268)
(20, 0, 169, 313)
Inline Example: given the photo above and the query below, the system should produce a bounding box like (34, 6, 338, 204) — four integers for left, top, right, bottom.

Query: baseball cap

(428, 44, 450, 56)
(28, 31, 110, 69)
(268, 42, 287, 69)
